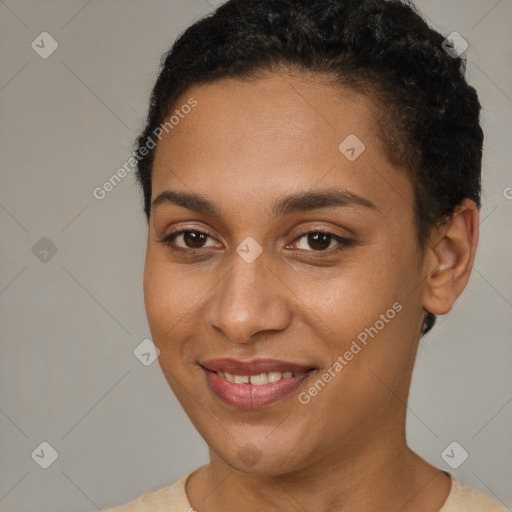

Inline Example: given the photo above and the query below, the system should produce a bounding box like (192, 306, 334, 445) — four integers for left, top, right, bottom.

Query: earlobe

(422, 199, 479, 316)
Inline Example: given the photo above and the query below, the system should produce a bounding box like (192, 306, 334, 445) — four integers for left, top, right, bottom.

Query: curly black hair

(133, 0, 483, 337)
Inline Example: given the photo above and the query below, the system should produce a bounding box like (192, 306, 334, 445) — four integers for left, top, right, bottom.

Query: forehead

(151, 73, 414, 223)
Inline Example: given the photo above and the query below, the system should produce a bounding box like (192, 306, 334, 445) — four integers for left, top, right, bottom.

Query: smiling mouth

(200, 358, 316, 408)
(212, 369, 308, 385)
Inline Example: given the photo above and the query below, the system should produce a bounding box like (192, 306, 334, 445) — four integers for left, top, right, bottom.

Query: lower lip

(203, 369, 314, 409)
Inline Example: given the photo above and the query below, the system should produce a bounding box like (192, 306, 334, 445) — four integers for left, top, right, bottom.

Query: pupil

(184, 231, 206, 248)
(308, 232, 330, 250)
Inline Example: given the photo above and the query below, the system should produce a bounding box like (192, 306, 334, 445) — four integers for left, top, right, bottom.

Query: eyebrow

(151, 188, 378, 217)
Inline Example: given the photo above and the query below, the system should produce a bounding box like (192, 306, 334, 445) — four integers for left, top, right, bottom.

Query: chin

(204, 428, 317, 476)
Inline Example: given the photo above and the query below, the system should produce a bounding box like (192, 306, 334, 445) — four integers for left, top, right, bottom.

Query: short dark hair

(134, 0, 483, 336)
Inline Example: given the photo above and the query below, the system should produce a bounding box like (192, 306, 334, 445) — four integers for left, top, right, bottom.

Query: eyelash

(156, 228, 353, 256)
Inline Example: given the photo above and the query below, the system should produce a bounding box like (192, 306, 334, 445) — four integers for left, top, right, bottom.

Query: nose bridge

(207, 244, 290, 343)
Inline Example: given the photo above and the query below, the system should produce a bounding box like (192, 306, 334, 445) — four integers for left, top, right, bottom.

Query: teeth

(249, 373, 268, 385)
(216, 370, 304, 385)
(268, 371, 282, 383)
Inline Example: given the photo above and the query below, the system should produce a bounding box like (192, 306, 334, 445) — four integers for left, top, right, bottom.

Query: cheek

(289, 254, 409, 344)
(290, 249, 419, 394)
(143, 248, 195, 344)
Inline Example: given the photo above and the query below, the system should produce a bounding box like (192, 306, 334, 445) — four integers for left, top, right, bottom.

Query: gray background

(0, 0, 511, 510)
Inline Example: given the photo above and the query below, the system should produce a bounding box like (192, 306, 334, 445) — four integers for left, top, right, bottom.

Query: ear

(422, 199, 479, 316)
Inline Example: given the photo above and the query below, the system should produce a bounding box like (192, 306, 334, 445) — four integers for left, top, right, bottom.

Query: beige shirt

(104, 469, 507, 512)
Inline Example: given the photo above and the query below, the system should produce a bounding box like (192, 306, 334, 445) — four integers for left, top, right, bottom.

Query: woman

(106, 0, 506, 510)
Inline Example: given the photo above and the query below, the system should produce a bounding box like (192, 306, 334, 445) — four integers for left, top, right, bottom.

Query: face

(143, 72, 429, 475)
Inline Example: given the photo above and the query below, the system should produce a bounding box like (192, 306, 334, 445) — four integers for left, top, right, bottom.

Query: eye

(157, 229, 218, 252)
(290, 230, 353, 253)
(157, 228, 353, 255)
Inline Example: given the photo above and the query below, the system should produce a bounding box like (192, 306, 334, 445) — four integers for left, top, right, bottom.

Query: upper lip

(201, 358, 315, 375)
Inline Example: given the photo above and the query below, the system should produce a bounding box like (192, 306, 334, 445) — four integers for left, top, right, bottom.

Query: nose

(206, 247, 292, 344)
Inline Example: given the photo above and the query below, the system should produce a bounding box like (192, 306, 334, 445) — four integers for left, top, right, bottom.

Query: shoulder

(440, 473, 508, 512)
(103, 471, 193, 512)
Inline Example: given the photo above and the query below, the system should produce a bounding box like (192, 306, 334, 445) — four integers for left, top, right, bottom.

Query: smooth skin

(143, 71, 479, 512)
